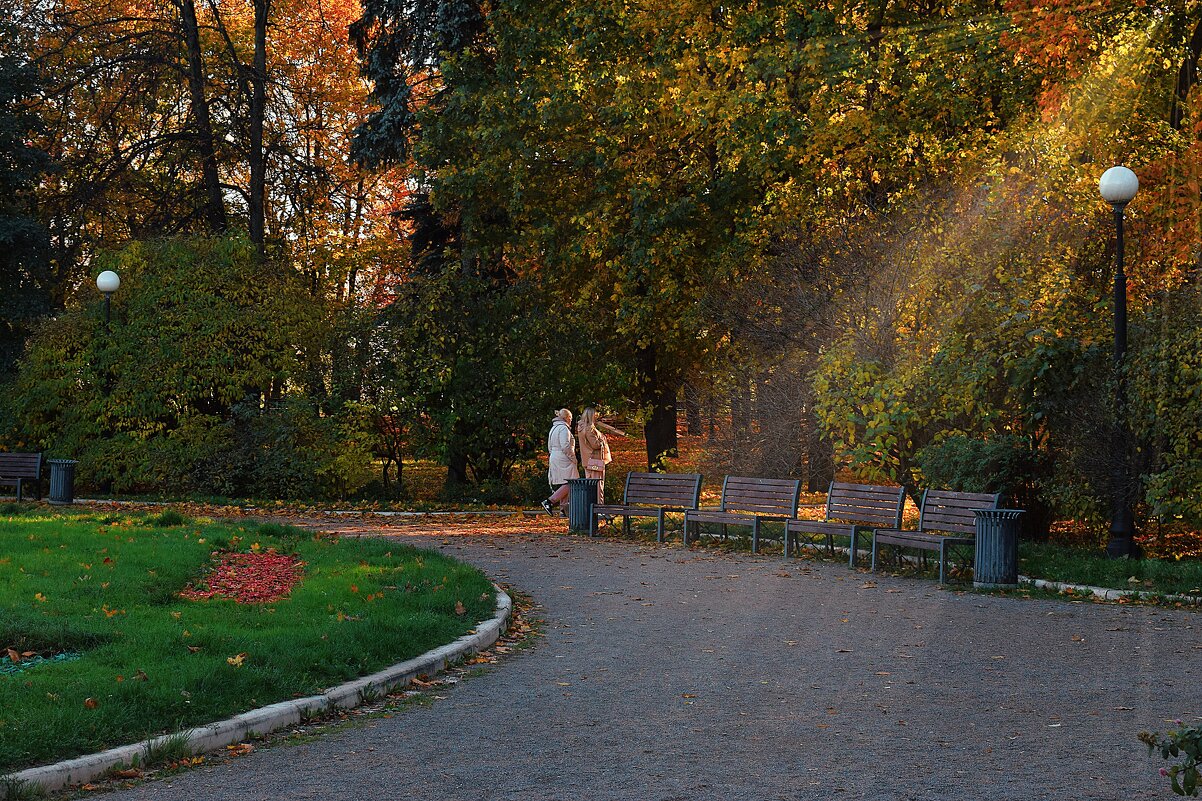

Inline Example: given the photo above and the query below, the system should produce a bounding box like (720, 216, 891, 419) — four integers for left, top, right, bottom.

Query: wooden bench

(785, 482, 906, 566)
(589, 472, 703, 542)
(870, 489, 999, 584)
(683, 476, 801, 553)
(0, 452, 44, 502)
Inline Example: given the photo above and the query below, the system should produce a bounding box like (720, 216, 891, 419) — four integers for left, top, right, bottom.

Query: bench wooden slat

(785, 482, 906, 564)
(590, 472, 703, 542)
(0, 452, 44, 502)
(684, 475, 801, 553)
(870, 488, 1000, 583)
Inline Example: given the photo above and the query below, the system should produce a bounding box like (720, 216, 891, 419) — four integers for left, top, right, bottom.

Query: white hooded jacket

(547, 418, 580, 485)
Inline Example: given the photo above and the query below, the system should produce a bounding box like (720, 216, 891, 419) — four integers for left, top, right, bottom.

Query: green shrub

(916, 434, 1053, 538)
(3, 236, 371, 500)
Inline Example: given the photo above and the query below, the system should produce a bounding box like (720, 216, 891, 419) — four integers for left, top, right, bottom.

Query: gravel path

(107, 519, 1198, 800)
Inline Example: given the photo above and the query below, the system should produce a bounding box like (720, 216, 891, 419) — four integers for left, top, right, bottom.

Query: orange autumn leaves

(180, 550, 305, 604)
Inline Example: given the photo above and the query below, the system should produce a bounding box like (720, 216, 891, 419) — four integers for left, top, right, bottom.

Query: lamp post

(1098, 166, 1138, 559)
(96, 270, 120, 329)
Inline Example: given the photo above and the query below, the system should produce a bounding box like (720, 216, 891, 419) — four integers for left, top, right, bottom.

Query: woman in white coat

(541, 408, 579, 516)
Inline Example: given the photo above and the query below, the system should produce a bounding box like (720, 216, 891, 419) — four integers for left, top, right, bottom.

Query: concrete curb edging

(1019, 575, 1202, 606)
(2, 589, 513, 796)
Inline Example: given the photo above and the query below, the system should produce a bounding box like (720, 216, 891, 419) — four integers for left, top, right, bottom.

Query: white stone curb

(2, 588, 512, 796)
(1019, 575, 1202, 606)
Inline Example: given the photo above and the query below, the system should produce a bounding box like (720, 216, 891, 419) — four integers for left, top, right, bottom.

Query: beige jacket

(547, 419, 579, 485)
(577, 425, 611, 469)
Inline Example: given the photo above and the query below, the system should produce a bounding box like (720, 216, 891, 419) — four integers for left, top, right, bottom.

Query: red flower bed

(180, 550, 304, 604)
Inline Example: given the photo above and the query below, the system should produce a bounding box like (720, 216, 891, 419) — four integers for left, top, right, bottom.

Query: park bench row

(590, 472, 999, 584)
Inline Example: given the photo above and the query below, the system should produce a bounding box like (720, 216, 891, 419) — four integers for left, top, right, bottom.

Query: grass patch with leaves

(0, 507, 494, 775)
(1019, 541, 1202, 598)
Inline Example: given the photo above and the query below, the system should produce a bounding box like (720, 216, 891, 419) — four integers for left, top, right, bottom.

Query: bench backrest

(917, 489, 1000, 535)
(719, 476, 801, 517)
(622, 472, 703, 509)
(824, 482, 906, 528)
(0, 452, 43, 480)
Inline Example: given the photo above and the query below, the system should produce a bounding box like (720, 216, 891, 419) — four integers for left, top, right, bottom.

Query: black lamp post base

(1105, 533, 1142, 560)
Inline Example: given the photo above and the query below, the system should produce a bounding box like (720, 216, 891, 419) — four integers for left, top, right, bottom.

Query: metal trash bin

(48, 459, 79, 506)
(566, 478, 601, 533)
(973, 509, 1025, 589)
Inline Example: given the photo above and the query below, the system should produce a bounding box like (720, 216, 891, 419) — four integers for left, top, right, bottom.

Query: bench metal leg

(15, 479, 22, 503)
(783, 529, 791, 559)
(939, 540, 948, 584)
(657, 510, 665, 543)
(870, 537, 880, 572)
(751, 518, 760, 554)
(589, 510, 598, 537)
(850, 529, 860, 567)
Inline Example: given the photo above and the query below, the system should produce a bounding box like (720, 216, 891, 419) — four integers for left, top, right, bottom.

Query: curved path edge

(2, 588, 513, 795)
(1020, 575, 1201, 605)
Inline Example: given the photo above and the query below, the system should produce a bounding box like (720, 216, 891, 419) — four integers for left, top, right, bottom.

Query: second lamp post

(1098, 165, 1138, 559)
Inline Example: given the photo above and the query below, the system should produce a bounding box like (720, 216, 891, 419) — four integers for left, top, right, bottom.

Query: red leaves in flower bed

(180, 550, 304, 604)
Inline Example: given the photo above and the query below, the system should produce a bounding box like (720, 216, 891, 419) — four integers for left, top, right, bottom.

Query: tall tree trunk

(247, 0, 269, 249)
(683, 380, 702, 435)
(731, 375, 751, 447)
(637, 342, 678, 470)
(176, 0, 227, 233)
(1171, 16, 1202, 131)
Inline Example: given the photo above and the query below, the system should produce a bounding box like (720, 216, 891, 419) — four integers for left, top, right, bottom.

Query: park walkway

(107, 517, 1197, 800)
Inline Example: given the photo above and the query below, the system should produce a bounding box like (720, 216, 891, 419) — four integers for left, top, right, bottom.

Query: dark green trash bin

(973, 509, 1025, 589)
(566, 478, 601, 533)
(48, 459, 79, 506)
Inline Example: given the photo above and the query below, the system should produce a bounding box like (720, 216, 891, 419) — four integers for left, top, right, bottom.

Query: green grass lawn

(0, 506, 495, 774)
(1018, 541, 1202, 597)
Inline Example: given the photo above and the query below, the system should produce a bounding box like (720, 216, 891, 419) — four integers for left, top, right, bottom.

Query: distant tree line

(3, 0, 1202, 538)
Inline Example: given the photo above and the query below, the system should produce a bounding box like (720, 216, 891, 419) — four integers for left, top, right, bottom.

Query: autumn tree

(0, 14, 52, 380)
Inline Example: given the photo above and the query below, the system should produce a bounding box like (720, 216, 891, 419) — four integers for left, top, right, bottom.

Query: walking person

(541, 408, 578, 516)
(576, 406, 624, 504)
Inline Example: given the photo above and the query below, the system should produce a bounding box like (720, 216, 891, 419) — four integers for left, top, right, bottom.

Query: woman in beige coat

(541, 408, 579, 516)
(576, 406, 618, 504)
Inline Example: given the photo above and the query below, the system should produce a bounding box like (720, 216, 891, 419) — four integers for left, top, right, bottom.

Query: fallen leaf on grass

(454, 600, 466, 615)
(225, 743, 254, 757)
(226, 653, 247, 667)
(84, 697, 99, 709)
(109, 768, 142, 780)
